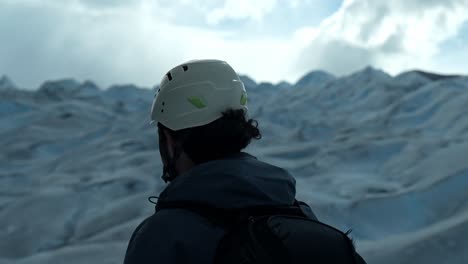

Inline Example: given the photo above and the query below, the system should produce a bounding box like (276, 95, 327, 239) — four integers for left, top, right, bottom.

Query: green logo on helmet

(240, 93, 247, 106)
(188, 97, 207, 109)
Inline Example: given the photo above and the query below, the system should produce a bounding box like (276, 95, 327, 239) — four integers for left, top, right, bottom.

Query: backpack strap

(155, 200, 367, 264)
(155, 200, 238, 227)
(155, 200, 307, 228)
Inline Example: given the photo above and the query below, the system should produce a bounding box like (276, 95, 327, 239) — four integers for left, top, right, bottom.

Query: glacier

(0, 67, 467, 263)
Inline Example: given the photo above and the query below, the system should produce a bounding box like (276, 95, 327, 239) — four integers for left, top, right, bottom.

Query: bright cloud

(206, 0, 277, 25)
(0, 0, 467, 89)
(0, 0, 327, 88)
(298, 0, 468, 76)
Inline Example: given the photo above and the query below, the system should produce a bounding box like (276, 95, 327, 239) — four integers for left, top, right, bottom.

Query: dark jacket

(124, 152, 320, 264)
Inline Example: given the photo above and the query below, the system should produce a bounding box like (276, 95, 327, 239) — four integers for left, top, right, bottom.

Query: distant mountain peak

(239, 75, 257, 88)
(294, 70, 335, 88)
(80, 80, 100, 90)
(39, 78, 80, 92)
(347, 66, 392, 82)
(276, 81, 292, 89)
(0, 75, 17, 90)
(37, 78, 100, 100)
(359, 65, 387, 75)
(398, 70, 461, 81)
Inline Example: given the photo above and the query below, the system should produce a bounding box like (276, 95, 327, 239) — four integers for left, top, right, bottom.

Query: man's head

(150, 60, 261, 182)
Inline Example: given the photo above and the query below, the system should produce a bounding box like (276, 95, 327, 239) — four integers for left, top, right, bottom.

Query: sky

(0, 0, 467, 89)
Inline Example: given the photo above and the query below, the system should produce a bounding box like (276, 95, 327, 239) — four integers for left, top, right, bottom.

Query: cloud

(206, 0, 277, 25)
(0, 0, 318, 89)
(0, 0, 467, 89)
(0, 0, 220, 89)
(297, 0, 468, 76)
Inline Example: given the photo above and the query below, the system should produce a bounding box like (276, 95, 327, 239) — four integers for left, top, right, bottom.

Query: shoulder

(124, 209, 224, 264)
(297, 200, 318, 220)
(128, 208, 216, 244)
(124, 214, 157, 262)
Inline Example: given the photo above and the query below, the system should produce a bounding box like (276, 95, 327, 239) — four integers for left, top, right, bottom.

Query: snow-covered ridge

(0, 75, 17, 91)
(0, 67, 467, 264)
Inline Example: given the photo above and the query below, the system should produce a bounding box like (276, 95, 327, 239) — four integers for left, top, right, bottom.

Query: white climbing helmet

(150, 59, 248, 131)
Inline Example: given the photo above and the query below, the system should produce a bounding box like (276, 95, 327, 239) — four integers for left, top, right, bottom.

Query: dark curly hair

(158, 109, 261, 164)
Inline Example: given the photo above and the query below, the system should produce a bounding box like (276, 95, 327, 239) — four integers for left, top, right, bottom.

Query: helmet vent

(166, 72, 173, 81)
(182, 65, 188, 71)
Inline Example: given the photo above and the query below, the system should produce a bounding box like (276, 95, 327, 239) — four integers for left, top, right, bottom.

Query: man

(124, 59, 365, 263)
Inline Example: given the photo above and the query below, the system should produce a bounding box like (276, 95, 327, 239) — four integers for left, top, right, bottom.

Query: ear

(162, 129, 175, 158)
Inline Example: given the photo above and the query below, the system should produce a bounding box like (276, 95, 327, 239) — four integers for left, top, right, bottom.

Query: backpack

(156, 200, 367, 264)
